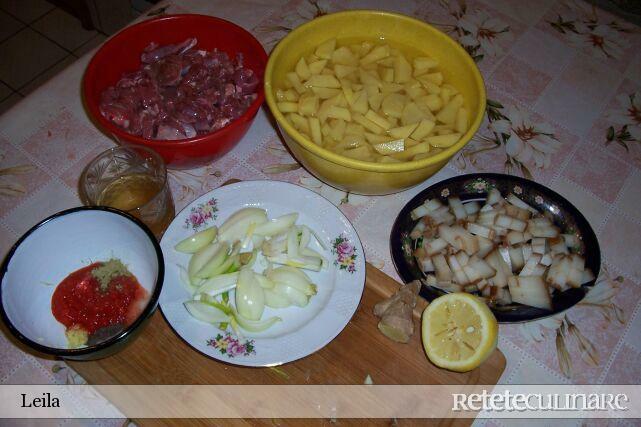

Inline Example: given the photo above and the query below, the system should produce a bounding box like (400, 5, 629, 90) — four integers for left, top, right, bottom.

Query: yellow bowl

(264, 10, 486, 195)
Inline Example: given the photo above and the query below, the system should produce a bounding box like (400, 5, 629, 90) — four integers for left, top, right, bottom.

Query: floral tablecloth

(1, 0, 640, 425)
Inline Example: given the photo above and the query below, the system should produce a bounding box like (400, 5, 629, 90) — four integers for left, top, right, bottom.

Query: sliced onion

(204, 252, 239, 278)
(267, 266, 317, 296)
(218, 208, 268, 243)
(194, 241, 231, 279)
(231, 307, 281, 332)
(235, 268, 265, 321)
(266, 254, 322, 272)
(254, 273, 275, 289)
(264, 288, 290, 308)
(261, 232, 288, 257)
(197, 271, 238, 296)
(199, 294, 233, 315)
(188, 242, 225, 280)
(298, 226, 311, 250)
(174, 226, 218, 253)
(273, 282, 309, 307)
(287, 227, 300, 259)
(184, 300, 230, 324)
(301, 247, 328, 269)
(253, 213, 299, 237)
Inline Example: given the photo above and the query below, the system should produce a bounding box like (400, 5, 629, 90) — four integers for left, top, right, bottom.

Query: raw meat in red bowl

(83, 14, 267, 169)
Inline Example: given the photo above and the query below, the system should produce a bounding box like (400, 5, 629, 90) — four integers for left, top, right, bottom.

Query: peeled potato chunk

(277, 38, 467, 163)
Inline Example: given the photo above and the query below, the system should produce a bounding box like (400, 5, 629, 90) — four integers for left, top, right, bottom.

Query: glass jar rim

(81, 145, 169, 207)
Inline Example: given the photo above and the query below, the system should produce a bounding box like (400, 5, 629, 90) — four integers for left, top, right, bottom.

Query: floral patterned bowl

(390, 173, 601, 323)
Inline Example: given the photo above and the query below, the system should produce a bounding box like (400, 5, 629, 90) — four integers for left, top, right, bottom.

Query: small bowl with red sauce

(0, 207, 164, 360)
(83, 14, 268, 169)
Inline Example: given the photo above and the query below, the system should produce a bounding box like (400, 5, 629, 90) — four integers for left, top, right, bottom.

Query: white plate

(159, 180, 365, 367)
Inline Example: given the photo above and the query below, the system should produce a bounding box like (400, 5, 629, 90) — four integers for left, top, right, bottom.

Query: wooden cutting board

(69, 263, 505, 426)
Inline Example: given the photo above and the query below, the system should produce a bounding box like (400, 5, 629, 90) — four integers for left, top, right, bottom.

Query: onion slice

(235, 268, 265, 321)
(175, 226, 218, 253)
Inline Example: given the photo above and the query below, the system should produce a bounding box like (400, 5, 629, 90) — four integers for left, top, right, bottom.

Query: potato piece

(359, 41, 373, 57)
(332, 46, 358, 66)
(329, 119, 346, 141)
(404, 137, 420, 147)
(401, 102, 425, 126)
(405, 85, 426, 101)
(423, 81, 441, 94)
(422, 94, 442, 112)
(327, 106, 352, 121)
(287, 113, 310, 133)
(342, 145, 373, 161)
(308, 59, 328, 75)
(308, 117, 322, 145)
(391, 142, 429, 161)
(277, 101, 298, 113)
(364, 83, 380, 99)
(368, 93, 383, 111)
(334, 64, 357, 79)
(381, 93, 405, 118)
(442, 83, 458, 95)
(423, 72, 443, 85)
(365, 110, 392, 130)
(295, 57, 311, 80)
(364, 133, 392, 144)
(307, 74, 341, 89)
(315, 38, 336, 59)
(373, 138, 405, 155)
(440, 87, 452, 104)
(298, 94, 319, 117)
(393, 54, 412, 83)
(342, 85, 355, 105)
(413, 56, 438, 76)
(425, 133, 462, 148)
(317, 97, 337, 123)
(380, 67, 394, 82)
(350, 91, 369, 114)
(381, 82, 404, 95)
(388, 123, 419, 139)
(454, 107, 469, 133)
(281, 89, 298, 102)
(321, 122, 331, 137)
(353, 113, 384, 134)
(377, 57, 395, 67)
(339, 133, 366, 149)
(436, 94, 464, 125)
(345, 122, 365, 135)
(410, 119, 436, 140)
(360, 44, 390, 65)
(286, 72, 306, 94)
(311, 87, 341, 99)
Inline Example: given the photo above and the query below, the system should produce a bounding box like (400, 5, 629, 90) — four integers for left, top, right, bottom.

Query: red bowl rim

(83, 14, 267, 148)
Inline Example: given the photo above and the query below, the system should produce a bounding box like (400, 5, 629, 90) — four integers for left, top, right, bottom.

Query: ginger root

(373, 280, 421, 343)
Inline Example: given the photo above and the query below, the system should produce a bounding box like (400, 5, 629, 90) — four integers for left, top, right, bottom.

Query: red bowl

(83, 14, 267, 169)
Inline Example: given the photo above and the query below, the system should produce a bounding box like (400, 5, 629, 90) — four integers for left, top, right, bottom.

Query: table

(0, 1, 640, 426)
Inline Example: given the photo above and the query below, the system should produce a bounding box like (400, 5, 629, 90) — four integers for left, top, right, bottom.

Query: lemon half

(421, 292, 498, 372)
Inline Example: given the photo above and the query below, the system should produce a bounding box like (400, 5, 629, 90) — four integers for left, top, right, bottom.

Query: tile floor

(0, 0, 154, 116)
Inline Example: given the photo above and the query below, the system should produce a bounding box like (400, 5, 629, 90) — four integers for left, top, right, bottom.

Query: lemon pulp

(421, 292, 498, 372)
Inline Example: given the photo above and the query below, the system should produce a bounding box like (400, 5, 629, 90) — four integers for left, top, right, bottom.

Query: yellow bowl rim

(264, 9, 487, 173)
